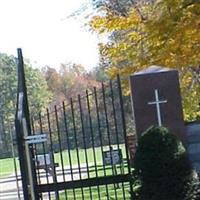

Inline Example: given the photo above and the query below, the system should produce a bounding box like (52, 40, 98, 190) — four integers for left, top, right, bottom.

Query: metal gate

(15, 49, 134, 200)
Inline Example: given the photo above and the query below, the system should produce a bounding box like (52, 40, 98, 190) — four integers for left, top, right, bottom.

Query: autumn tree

(42, 63, 106, 149)
(42, 63, 133, 149)
(90, 0, 200, 120)
(42, 66, 64, 106)
(42, 63, 101, 106)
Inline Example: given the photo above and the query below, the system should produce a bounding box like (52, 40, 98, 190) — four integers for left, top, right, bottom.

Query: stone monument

(130, 65, 186, 142)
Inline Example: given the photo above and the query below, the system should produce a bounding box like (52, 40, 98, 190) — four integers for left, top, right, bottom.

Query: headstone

(103, 148, 122, 165)
(130, 66, 186, 142)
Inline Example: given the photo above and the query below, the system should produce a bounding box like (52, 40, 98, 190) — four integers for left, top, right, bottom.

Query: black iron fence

(15, 49, 134, 199)
(31, 76, 133, 199)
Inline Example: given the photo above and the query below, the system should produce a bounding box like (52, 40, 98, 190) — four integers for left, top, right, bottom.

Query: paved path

(0, 175, 23, 200)
(0, 166, 88, 200)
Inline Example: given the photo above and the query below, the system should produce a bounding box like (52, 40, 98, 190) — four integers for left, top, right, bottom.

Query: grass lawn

(53, 144, 126, 167)
(57, 182, 131, 200)
(0, 144, 127, 178)
(1, 144, 132, 199)
(0, 157, 19, 178)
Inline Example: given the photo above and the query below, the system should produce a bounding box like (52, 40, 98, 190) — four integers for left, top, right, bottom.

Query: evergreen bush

(133, 126, 199, 200)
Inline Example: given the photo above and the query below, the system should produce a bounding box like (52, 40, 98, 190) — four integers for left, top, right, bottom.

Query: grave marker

(103, 148, 122, 165)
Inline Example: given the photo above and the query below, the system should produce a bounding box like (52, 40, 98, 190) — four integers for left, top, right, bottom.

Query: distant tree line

(0, 52, 134, 158)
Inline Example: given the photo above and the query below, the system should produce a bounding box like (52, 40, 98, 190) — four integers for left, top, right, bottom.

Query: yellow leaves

(145, 0, 200, 69)
(106, 66, 119, 79)
(180, 69, 200, 121)
(128, 9, 141, 24)
(89, 16, 108, 33)
(90, 8, 141, 34)
(127, 31, 141, 43)
(90, 0, 200, 120)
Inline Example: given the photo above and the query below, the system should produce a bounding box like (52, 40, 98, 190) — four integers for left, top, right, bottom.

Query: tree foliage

(42, 63, 101, 106)
(90, 0, 200, 120)
(0, 53, 52, 120)
(92, 0, 137, 16)
(39, 64, 134, 150)
(133, 126, 199, 200)
(0, 53, 52, 157)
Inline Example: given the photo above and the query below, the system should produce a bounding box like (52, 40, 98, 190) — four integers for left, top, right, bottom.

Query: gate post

(129, 66, 186, 141)
(15, 48, 39, 200)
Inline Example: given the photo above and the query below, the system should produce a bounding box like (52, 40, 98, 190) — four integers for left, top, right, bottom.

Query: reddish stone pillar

(129, 65, 186, 143)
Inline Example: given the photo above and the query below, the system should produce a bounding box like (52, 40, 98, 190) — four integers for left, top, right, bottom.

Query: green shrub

(133, 126, 199, 200)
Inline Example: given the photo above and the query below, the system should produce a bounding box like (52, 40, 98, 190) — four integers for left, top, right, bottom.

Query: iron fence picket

(102, 83, 115, 173)
(46, 108, 59, 200)
(38, 113, 51, 197)
(85, 89, 102, 199)
(70, 98, 85, 199)
(93, 86, 110, 199)
(117, 75, 133, 199)
(110, 80, 127, 199)
(54, 105, 68, 199)
(78, 94, 93, 199)
(62, 101, 76, 199)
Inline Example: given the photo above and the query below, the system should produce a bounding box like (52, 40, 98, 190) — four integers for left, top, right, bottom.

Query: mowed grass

(51, 145, 130, 199)
(59, 183, 131, 200)
(1, 145, 131, 199)
(0, 144, 127, 178)
(53, 144, 126, 167)
(0, 157, 19, 178)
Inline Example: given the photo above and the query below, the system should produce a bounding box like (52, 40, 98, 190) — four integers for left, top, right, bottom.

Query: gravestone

(103, 148, 122, 165)
(130, 66, 186, 142)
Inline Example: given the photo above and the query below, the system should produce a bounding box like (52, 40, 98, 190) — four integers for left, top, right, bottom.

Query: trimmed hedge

(133, 126, 199, 200)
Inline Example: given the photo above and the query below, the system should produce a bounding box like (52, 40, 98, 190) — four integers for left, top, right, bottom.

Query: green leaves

(0, 53, 52, 120)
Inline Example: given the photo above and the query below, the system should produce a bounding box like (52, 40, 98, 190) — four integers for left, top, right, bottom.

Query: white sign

(36, 154, 51, 166)
(25, 134, 47, 144)
(103, 149, 122, 165)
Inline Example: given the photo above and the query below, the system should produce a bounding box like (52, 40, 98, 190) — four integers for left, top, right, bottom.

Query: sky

(0, 0, 99, 71)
